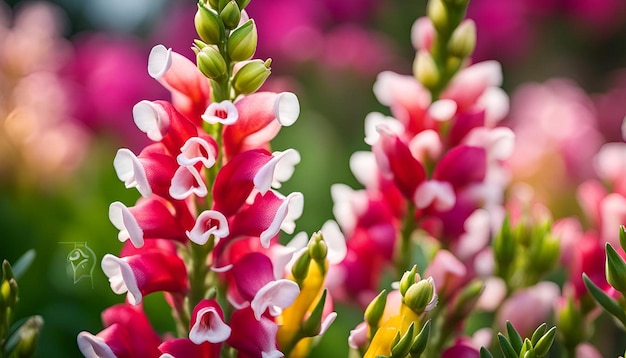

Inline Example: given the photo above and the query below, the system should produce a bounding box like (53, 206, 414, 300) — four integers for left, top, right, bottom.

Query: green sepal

(605, 242, 626, 293)
(391, 322, 415, 358)
(530, 323, 546, 346)
(364, 289, 387, 332)
(302, 289, 328, 337)
(583, 273, 626, 328)
(409, 319, 431, 356)
(479, 347, 495, 358)
(506, 321, 523, 353)
(619, 225, 626, 252)
(497, 333, 518, 358)
(533, 326, 556, 357)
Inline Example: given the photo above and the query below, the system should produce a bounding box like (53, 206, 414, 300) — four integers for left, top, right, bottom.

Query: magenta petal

(232, 253, 275, 301)
(433, 145, 486, 189)
(99, 304, 162, 357)
(159, 338, 218, 358)
(227, 307, 283, 358)
(441, 343, 479, 358)
(375, 128, 426, 199)
(189, 299, 231, 344)
(212, 149, 273, 216)
(77, 325, 132, 358)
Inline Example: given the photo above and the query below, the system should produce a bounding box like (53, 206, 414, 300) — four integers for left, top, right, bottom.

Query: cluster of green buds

(493, 215, 560, 290)
(194, 0, 270, 99)
(583, 226, 626, 338)
(480, 322, 557, 358)
(357, 266, 436, 358)
(277, 232, 332, 357)
(0, 251, 42, 358)
(415, 0, 475, 99)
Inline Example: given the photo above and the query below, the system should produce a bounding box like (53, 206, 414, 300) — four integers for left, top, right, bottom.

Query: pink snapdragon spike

(77, 304, 162, 358)
(101, 250, 188, 305)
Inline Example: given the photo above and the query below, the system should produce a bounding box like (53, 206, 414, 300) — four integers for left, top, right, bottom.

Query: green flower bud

(197, 46, 227, 79)
(2, 259, 15, 281)
(448, 19, 476, 59)
(195, 3, 225, 45)
(414, 50, 439, 90)
(291, 251, 311, 284)
(530, 323, 547, 346)
(227, 19, 257, 61)
(220, 0, 241, 30)
(302, 290, 328, 337)
(530, 233, 559, 276)
(13, 315, 43, 357)
(308, 231, 328, 262)
(620, 225, 626, 252)
(427, 0, 448, 32)
(399, 265, 419, 297)
(493, 216, 517, 278)
(403, 278, 436, 314)
(533, 326, 556, 357)
(391, 322, 414, 358)
(409, 320, 431, 356)
(605, 242, 626, 293)
(232, 59, 271, 95)
(364, 289, 387, 331)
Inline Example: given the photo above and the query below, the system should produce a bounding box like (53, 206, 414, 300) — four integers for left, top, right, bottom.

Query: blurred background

(1, 0, 626, 356)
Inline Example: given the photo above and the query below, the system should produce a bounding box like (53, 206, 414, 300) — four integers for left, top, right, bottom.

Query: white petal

(101, 254, 142, 305)
(186, 210, 229, 245)
(320, 220, 346, 265)
(202, 100, 239, 125)
(254, 149, 300, 193)
(177, 137, 217, 168)
(409, 129, 442, 162)
(364, 112, 402, 146)
(414, 180, 456, 211)
(169, 166, 208, 200)
(260, 192, 304, 248)
(251, 279, 300, 320)
(189, 307, 232, 344)
(133, 100, 170, 141)
(275, 92, 299, 126)
(109, 201, 144, 248)
(113, 148, 151, 197)
(77, 332, 117, 358)
(428, 99, 457, 122)
(148, 44, 172, 79)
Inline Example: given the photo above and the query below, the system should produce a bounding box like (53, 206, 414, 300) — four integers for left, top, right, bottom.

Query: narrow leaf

(583, 273, 626, 328)
(11, 249, 36, 280)
(506, 321, 523, 353)
(498, 333, 518, 358)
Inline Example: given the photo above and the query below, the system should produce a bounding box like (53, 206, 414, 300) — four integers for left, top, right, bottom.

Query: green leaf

(583, 273, 626, 328)
(498, 333, 519, 358)
(409, 320, 431, 356)
(11, 250, 35, 281)
(506, 321, 523, 353)
(619, 225, 626, 252)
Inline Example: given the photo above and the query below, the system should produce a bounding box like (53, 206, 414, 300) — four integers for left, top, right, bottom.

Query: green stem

(396, 203, 417, 274)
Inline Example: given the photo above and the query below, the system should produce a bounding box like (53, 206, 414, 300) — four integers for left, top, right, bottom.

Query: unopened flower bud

(232, 59, 271, 95)
(620, 225, 626, 252)
(404, 277, 437, 314)
(308, 232, 328, 262)
(1, 278, 18, 308)
(399, 265, 419, 297)
(531, 233, 559, 275)
(364, 289, 387, 330)
(13, 315, 43, 357)
(220, 0, 241, 30)
(494, 216, 517, 277)
(414, 50, 439, 90)
(448, 19, 476, 59)
(302, 289, 327, 337)
(291, 251, 311, 283)
(427, 0, 448, 32)
(556, 298, 583, 349)
(195, 3, 225, 45)
(227, 19, 257, 61)
(606, 243, 626, 293)
(391, 322, 414, 358)
(197, 46, 227, 79)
